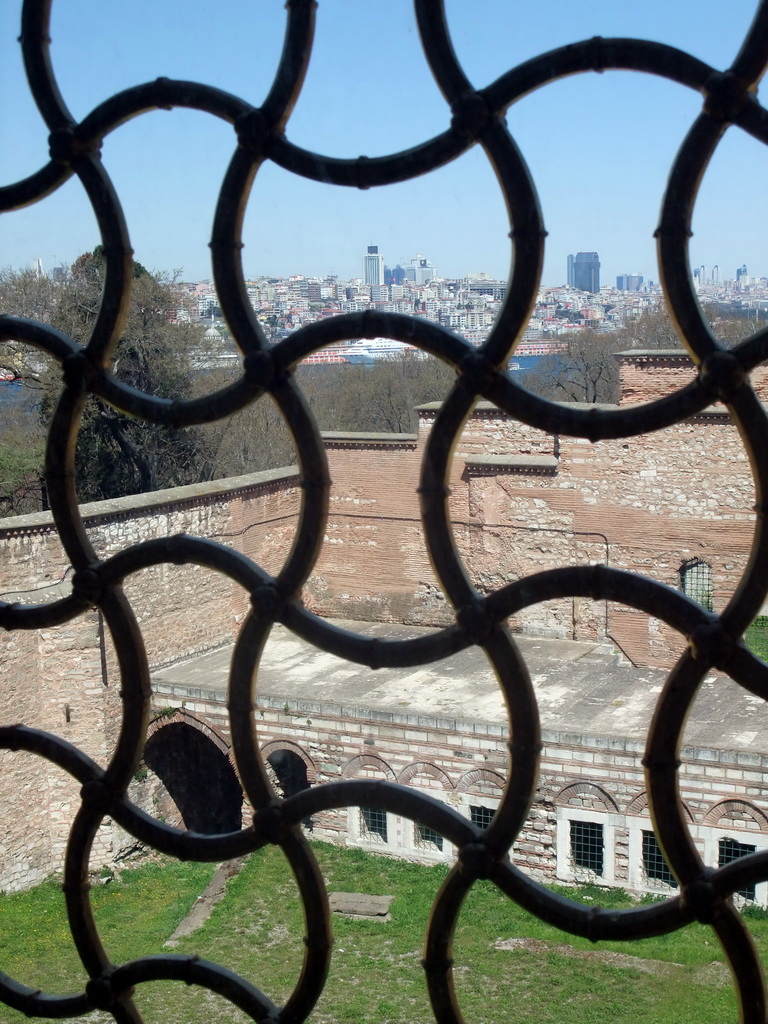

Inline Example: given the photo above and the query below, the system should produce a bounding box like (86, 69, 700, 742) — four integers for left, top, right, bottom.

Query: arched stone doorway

(144, 713, 242, 834)
(267, 748, 310, 798)
(263, 743, 314, 829)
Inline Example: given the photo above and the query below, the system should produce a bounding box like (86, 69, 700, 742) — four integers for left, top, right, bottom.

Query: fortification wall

(311, 390, 757, 666)
(0, 468, 299, 891)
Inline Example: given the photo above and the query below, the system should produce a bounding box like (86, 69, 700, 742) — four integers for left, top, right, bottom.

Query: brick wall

(152, 678, 768, 901)
(305, 436, 451, 624)
(311, 389, 757, 666)
(615, 349, 768, 404)
(0, 468, 298, 891)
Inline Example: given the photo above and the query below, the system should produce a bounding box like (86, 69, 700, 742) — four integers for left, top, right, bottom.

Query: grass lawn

(0, 843, 760, 1023)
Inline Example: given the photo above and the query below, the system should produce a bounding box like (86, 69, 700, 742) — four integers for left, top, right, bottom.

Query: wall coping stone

(613, 349, 689, 360)
(151, 684, 768, 770)
(417, 400, 619, 413)
(321, 430, 417, 446)
(0, 466, 300, 536)
(463, 454, 559, 475)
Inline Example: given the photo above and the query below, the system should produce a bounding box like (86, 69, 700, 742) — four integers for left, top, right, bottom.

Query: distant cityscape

(43, 246, 768, 363)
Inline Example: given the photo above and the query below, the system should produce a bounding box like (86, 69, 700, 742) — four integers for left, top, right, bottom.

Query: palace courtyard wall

(307, 351, 767, 667)
(1, 350, 768, 894)
(0, 468, 299, 890)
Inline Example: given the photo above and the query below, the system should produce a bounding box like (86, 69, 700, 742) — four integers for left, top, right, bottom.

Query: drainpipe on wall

(483, 521, 636, 667)
(98, 610, 109, 686)
(324, 510, 637, 665)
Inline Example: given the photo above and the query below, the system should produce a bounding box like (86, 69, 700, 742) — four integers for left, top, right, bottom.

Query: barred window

(680, 559, 713, 611)
(360, 807, 388, 843)
(719, 837, 756, 901)
(642, 830, 678, 887)
(570, 820, 604, 875)
(470, 805, 494, 830)
(415, 823, 444, 852)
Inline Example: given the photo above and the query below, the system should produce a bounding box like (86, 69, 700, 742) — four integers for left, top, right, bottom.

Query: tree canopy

(518, 306, 749, 404)
(0, 259, 457, 512)
(0, 256, 209, 506)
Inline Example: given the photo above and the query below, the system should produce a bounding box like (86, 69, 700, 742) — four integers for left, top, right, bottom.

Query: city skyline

(30, 245, 768, 291)
(35, 248, 768, 290)
(1, 2, 765, 286)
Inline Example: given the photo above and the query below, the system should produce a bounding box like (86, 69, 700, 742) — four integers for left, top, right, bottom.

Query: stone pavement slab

(151, 620, 768, 754)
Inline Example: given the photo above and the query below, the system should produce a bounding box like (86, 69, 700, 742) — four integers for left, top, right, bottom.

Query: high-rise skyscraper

(384, 264, 405, 286)
(362, 245, 384, 286)
(404, 254, 436, 285)
(571, 252, 600, 293)
(616, 274, 643, 291)
(567, 253, 575, 288)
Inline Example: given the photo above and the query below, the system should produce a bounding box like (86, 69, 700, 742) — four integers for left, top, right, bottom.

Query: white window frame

(556, 807, 616, 885)
(701, 825, 768, 907)
(627, 818, 679, 895)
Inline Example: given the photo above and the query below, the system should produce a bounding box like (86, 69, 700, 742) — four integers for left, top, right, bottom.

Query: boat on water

(300, 337, 417, 365)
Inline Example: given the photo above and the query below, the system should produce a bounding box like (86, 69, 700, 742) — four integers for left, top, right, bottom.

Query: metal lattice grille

(681, 559, 714, 611)
(719, 838, 758, 902)
(642, 830, 678, 888)
(416, 823, 445, 852)
(570, 821, 604, 876)
(361, 808, 388, 844)
(3, 1, 768, 1021)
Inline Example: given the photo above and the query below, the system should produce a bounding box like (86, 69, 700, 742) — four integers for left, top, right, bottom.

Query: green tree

(1, 256, 210, 504)
(194, 389, 295, 481)
(303, 351, 455, 433)
(0, 266, 59, 327)
(612, 307, 683, 350)
(520, 329, 620, 404)
(0, 269, 58, 510)
(0, 399, 45, 516)
(65, 260, 208, 500)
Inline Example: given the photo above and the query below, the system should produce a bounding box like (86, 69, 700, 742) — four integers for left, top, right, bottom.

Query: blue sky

(1, 2, 765, 286)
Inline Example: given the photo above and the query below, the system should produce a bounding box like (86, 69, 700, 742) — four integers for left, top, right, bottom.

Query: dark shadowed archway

(267, 748, 311, 799)
(144, 720, 242, 834)
(267, 748, 312, 828)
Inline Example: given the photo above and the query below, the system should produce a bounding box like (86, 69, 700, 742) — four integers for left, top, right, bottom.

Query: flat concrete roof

(151, 621, 768, 758)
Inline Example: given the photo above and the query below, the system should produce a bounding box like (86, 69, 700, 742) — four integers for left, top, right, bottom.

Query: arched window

(680, 559, 713, 611)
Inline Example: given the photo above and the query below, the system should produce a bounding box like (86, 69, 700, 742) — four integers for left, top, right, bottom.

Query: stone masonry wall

(310, 390, 758, 666)
(0, 468, 299, 891)
(152, 677, 768, 900)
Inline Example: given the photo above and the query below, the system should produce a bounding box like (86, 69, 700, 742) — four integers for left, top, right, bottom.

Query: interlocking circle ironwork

(3, 2, 768, 1021)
